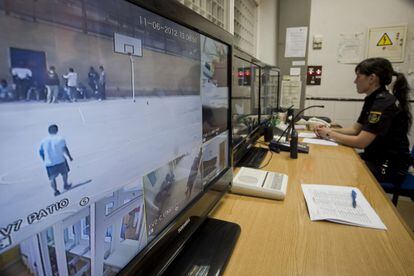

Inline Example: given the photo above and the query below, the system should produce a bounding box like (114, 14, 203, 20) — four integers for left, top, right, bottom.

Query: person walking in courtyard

(39, 124, 74, 196)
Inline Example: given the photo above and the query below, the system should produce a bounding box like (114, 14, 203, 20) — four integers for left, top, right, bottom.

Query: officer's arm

(325, 129, 376, 149)
(331, 123, 362, 135)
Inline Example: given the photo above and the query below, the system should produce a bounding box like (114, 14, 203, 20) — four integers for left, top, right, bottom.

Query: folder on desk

(301, 184, 387, 230)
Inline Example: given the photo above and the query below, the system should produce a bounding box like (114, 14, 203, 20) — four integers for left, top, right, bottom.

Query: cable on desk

(257, 141, 269, 146)
(258, 149, 273, 169)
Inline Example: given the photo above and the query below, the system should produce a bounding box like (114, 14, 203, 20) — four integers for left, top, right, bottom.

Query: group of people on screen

(0, 64, 106, 103)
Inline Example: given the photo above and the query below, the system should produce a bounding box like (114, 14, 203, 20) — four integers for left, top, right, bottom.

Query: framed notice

(280, 75, 301, 108)
(367, 25, 407, 62)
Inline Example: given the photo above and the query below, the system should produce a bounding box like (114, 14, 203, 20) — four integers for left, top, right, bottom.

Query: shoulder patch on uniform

(376, 92, 386, 99)
(368, 111, 381, 123)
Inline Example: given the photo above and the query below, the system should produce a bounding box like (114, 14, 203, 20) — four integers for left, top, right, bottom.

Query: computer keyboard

(237, 147, 268, 168)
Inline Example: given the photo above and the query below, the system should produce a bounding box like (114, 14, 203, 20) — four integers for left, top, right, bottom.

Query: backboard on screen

(0, 1, 233, 275)
(114, 32, 143, 57)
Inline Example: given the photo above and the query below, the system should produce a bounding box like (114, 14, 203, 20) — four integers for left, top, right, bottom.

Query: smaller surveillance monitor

(232, 51, 265, 168)
(260, 66, 280, 124)
(260, 66, 280, 125)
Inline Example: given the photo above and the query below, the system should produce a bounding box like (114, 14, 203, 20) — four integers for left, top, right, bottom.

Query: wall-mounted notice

(337, 32, 365, 64)
(367, 25, 407, 62)
(285, 27, 308, 58)
(280, 75, 301, 108)
(292, 60, 306, 66)
(290, 67, 301, 76)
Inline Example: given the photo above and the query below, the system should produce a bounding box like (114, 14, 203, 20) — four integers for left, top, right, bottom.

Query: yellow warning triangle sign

(377, 33, 393, 46)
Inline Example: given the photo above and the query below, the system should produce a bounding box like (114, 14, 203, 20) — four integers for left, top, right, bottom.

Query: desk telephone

(307, 117, 330, 127)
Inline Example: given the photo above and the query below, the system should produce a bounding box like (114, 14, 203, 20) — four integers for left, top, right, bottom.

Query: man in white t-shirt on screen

(39, 124, 74, 196)
(11, 64, 32, 100)
(63, 68, 78, 102)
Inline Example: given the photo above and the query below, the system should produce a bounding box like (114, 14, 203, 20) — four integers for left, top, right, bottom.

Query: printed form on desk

(302, 138, 338, 146)
(301, 184, 386, 230)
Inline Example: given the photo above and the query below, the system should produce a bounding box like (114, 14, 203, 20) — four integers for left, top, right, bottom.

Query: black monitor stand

(164, 218, 241, 275)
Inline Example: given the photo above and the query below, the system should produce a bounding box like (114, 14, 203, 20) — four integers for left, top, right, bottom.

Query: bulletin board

(367, 25, 407, 62)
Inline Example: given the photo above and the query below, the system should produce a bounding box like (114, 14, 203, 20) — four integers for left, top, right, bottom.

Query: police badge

(368, 111, 381, 123)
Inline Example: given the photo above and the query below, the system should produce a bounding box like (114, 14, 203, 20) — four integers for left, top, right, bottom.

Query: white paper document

(337, 32, 365, 64)
(301, 184, 387, 230)
(285, 27, 308, 57)
(280, 77, 302, 108)
(298, 132, 317, 138)
(303, 138, 338, 146)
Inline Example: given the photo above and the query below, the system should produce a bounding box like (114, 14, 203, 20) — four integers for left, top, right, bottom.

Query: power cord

(258, 145, 273, 169)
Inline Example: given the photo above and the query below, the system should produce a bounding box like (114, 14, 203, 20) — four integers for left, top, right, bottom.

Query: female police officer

(316, 57, 412, 185)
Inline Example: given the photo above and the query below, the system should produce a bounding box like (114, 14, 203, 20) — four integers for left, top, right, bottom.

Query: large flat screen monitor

(0, 1, 235, 275)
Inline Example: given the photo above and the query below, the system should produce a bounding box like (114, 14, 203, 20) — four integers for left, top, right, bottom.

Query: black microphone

(291, 105, 324, 128)
(269, 105, 324, 154)
(281, 104, 294, 124)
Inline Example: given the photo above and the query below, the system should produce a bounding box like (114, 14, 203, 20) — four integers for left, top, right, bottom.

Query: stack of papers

(301, 184, 386, 230)
(298, 132, 317, 138)
(302, 138, 338, 146)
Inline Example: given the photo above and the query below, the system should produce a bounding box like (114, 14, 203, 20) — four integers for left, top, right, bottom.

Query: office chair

(380, 146, 414, 206)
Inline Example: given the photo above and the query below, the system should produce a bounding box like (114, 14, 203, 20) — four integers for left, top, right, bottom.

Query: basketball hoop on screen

(113, 33, 141, 103)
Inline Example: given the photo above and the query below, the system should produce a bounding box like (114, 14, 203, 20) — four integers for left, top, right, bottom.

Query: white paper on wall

(285, 27, 308, 58)
(337, 32, 365, 64)
(280, 75, 302, 108)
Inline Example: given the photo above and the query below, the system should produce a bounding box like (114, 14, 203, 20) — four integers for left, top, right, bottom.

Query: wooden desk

(211, 142, 414, 275)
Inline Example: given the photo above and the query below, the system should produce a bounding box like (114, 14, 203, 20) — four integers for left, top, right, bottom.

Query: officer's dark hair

(48, 124, 58, 134)
(355, 57, 412, 129)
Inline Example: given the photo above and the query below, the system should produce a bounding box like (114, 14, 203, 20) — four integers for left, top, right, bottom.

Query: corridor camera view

(0, 0, 229, 275)
(200, 35, 229, 142)
(143, 148, 203, 238)
(202, 131, 229, 186)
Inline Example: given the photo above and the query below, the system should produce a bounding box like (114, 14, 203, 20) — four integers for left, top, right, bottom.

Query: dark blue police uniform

(358, 87, 411, 185)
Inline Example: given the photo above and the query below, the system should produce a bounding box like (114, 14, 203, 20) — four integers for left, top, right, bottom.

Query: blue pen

(351, 190, 357, 208)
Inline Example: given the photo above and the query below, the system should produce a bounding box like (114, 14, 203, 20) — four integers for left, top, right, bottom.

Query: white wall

(256, 0, 278, 65)
(306, 0, 414, 142)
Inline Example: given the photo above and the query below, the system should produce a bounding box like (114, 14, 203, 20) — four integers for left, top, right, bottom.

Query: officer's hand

(314, 124, 326, 137)
(316, 126, 331, 139)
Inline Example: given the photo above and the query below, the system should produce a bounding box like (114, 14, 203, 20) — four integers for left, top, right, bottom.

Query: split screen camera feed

(0, 1, 229, 275)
